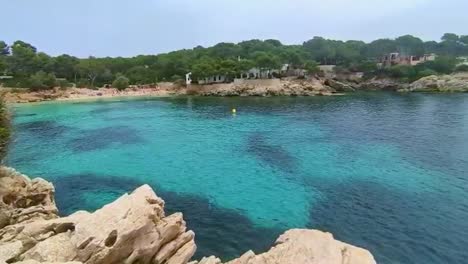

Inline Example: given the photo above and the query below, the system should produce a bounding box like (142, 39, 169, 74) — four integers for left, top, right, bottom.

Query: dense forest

(1, 33, 468, 89)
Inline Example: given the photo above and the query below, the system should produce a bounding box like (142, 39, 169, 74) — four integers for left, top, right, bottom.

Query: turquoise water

(6, 93, 468, 263)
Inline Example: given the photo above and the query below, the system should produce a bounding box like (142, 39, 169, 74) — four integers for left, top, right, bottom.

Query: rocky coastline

(0, 167, 376, 264)
(404, 72, 468, 92)
(3, 73, 467, 104)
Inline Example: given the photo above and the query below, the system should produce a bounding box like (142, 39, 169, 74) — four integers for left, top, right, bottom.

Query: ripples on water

(6, 93, 468, 263)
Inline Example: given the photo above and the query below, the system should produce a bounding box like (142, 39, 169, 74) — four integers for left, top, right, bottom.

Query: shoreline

(3, 87, 177, 105)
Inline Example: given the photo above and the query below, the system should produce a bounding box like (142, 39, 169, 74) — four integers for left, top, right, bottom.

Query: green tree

(29, 71, 57, 90)
(0, 41, 9, 56)
(53, 54, 79, 81)
(304, 61, 320, 74)
(76, 57, 105, 88)
(126, 66, 155, 84)
(33, 52, 54, 73)
(264, 39, 283, 47)
(387, 65, 417, 79)
(303, 37, 337, 64)
(460, 35, 468, 45)
(421, 56, 458, 74)
(441, 33, 459, 42)
(191, 57, 217, 79)
(235, 59, 254, 75)
(112, 75, 129, 90)
(395, 35, 425, 56)
(455, 64, 468, 72)
(0, 57, 6, 74)
(363, 39, 397, 58)
(253, 51, 280, 69)
(9, 41, 37, 76)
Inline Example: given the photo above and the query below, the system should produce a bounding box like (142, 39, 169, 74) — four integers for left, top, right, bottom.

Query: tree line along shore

(1, 33, 468, 92)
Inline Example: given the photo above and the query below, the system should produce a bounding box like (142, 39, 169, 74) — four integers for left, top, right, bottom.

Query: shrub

(170, 74, 183, 82)
(0, 95, 10, 160)
(76, 79, 89, 88)
(455, 64, 468, 72)
(29, 71, 57, 91)
(387, 65, 417, 79)
(112, 75, 129, 91)
(418, 69, 438, 78)
(58, 79, 71, 90)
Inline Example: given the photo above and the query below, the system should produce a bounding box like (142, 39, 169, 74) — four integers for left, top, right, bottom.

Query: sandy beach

(3, 87, 176, 104)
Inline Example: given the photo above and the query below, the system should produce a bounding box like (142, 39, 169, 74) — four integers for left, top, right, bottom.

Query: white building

(198, 75, 227, 85)
(185, 72, 192, 85)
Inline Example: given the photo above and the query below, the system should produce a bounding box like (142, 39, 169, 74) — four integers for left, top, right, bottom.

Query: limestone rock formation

(1, 168, 376, 264)
(0, 168, 196, 264)
(325, 79, 357, 92)
(358, 77, 407, 91)
(0, 167, 58, 228)
(407, 73, 468, 92)
(191, 229, 376, 264)
(191, 78, 336, 97)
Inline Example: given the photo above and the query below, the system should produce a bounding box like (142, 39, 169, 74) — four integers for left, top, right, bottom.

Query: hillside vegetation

(1, 33, 468, 89)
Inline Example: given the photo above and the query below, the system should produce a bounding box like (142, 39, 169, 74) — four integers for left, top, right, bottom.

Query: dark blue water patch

(14, 113, 37, 118)
(53, 174, 283, 261)
(68, 126, 145, 152)
(309, 93, 468, 178)
(307, 179, 468, 264)
(163, 190, 282, 260)
(15, 120, 71, 139)
(246, 132, 297, 173)
(89, 107, 116, 115)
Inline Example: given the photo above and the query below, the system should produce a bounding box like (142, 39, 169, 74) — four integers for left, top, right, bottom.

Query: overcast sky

(2, 0, 467, 57)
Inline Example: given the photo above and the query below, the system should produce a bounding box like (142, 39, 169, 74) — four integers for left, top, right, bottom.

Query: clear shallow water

(6, 93, 468, 263)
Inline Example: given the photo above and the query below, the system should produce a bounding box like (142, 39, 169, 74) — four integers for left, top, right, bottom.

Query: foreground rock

(191, 229, 376, 264)
(0, 168, 196, 264)
(0, 167, 58, 229)
(0, 168, 376, 264)
(406, 73, 468, 92)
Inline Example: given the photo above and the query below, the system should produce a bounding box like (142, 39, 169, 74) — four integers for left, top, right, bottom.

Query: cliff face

(0, 168, 376, 264)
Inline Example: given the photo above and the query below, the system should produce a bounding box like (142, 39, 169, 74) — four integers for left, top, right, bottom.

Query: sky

(1, 0, 467, 58)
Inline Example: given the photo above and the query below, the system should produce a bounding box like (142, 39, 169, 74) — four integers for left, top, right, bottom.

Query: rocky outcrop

(0, 167, 58, 229)
(190, 79, 336, 97)
(0, 168, 376, 264)
(0, 168, 196, 264)
(358, 77, 407, 91)
(324, 79, 357, 92)
(406, 73, 468, 92)
(190, 229, 376, 264)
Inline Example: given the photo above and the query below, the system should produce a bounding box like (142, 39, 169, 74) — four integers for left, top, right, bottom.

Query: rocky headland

(404, 72, 468, 92)
(186, 78, 338, 97)
(0, 167, 376, 264)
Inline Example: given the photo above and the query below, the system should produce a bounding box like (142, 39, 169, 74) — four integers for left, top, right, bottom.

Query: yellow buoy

(232, 108, 237, 114)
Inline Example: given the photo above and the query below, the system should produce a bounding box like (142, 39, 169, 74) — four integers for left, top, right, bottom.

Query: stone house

(380, 53, 436, 68)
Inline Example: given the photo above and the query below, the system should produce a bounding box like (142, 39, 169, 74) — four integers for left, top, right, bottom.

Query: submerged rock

(0, 168, 376, 264)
